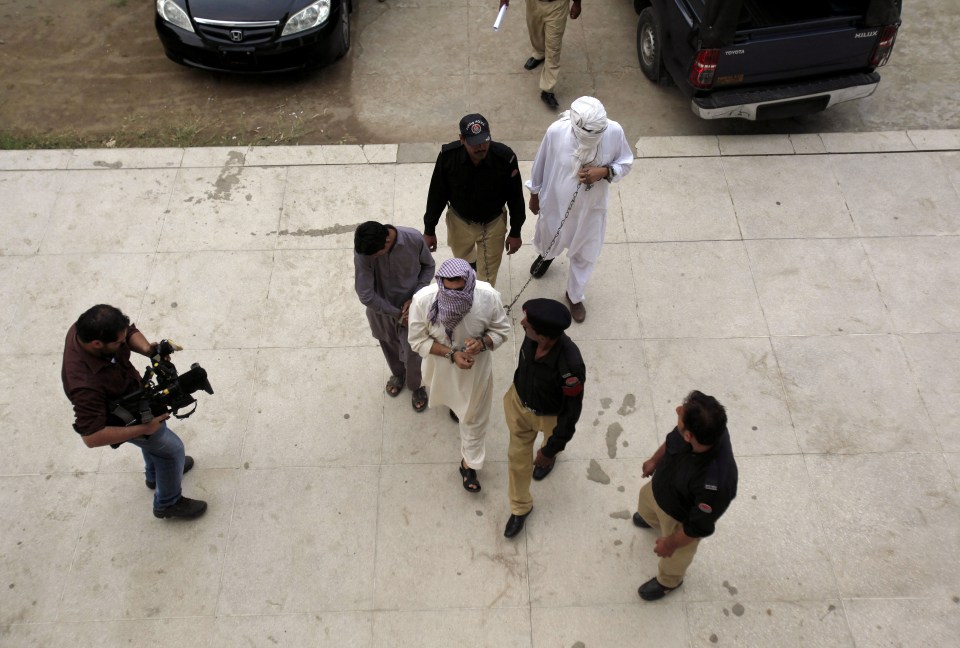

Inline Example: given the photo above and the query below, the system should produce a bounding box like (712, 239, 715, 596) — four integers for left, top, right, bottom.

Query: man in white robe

(408, 258, 511, 493)
(526, 96, 634, 322)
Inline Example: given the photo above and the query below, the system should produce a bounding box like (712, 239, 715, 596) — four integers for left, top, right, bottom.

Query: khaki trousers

(445, 206, 508, 287)
(525, 0, 570, 92)
(505, 384, 558, 515)
(636, 480, 701, 588)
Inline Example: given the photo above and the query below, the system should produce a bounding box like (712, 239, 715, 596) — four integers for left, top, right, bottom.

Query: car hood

(186, 0, 316, 22)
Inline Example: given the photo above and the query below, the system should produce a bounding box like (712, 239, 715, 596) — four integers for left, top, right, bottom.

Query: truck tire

(637, 6, 668, 85)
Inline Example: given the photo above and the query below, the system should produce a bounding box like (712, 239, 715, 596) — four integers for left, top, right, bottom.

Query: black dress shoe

(146, 455, 194, 489)
(532, 462, 554, 481)
(530, 255, 552, 278)
(638, 576, 682, 601)
(449, 409, 459, 423)
(632, 512, 651, 528)
(540, 91, 559, 109)
(504, 507, 532, 538)
(153, 495, 208, 520)
(524, 57, 544, 71)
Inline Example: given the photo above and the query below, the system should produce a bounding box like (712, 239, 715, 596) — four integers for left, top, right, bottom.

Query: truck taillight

(869, 24, 899, 67)
(689, 49, 720, 89)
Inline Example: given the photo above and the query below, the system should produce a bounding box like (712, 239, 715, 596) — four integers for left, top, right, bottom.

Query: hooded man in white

(525, 96, 634, 322)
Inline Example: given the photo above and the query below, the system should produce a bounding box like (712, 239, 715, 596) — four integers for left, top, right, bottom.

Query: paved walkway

(1, 131, 959, 647)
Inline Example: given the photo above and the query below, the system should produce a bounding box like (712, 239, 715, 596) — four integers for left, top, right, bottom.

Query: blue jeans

(128, 422, 184, 509)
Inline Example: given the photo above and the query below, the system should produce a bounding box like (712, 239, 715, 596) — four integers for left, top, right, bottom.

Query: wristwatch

(444, 349, 456, 363)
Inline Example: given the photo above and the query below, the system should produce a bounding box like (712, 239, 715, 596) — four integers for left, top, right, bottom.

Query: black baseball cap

(459, 114, 491, 146)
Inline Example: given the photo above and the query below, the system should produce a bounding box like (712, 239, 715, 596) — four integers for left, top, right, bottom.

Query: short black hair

(76, 304, 130, 344)
(682, 390, 727, 446)
(354, 221, 389, 256)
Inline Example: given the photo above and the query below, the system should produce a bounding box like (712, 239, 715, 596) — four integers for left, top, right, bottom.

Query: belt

(449, 205, 504, 226)
(520, 398, 547, 416)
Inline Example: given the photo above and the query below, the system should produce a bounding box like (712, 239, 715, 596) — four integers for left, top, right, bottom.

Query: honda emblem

(230, 30, 243, 42)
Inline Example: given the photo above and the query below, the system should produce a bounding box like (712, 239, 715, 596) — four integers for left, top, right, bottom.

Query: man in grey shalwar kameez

(354, 221, 436, 411)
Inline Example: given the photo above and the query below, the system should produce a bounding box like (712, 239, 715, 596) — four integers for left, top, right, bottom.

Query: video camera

(108, 340, 214, 430)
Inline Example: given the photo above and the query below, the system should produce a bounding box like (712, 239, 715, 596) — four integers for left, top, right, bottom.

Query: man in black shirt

(633, 391, 738, 600)
(423, 114, 526, 287)
(503, 298, 585, 538)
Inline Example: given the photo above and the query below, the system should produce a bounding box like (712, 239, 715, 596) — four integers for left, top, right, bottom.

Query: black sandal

(385, 375, 403, 397)
(459, 461, 481, 493)
(412, 386, 428, 412)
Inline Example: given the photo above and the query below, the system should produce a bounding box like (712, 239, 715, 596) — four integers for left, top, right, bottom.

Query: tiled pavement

(1, 131, 959, 647)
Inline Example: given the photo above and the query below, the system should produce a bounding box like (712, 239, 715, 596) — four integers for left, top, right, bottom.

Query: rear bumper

(691, 72, 881, 120)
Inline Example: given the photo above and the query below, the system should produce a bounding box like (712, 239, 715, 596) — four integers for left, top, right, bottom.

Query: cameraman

(61, 304, 207, 520)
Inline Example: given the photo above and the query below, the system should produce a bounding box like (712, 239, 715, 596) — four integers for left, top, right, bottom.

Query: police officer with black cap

(503, 298, 585, 538)
(423, 114, 526, 287)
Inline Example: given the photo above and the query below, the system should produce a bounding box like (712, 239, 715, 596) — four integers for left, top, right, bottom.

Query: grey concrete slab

(0, 170, 64, 256)
(844, 598, 960, 648)
(684, 600, 855, 648)
(374, 461, 528, 610)
(631, 241, 768, 339)
(723, 155, 856, 239)
(864, 236, 960, 334)
(525, 458, 650, 607)
(159, 166, 287, 252)
(829, 152, 960, 237)
(373, 608, 531, 648)
(217, 466, 378, 615)
(620, 157, 741, 242)
(5, 253, 154, 356)
(42, 169, 176, 255)
(278, 165, 396, 250)
(140, 250, 274, 350)
(899, 334, 960, 453)
(57, 469, 236, 621)
(806, 453, 960, 599)
(746, 239, 891, 336)
(642, 338, 800, 456)
(0, 474, 94, 624)
(532, 603, 688, 648)
(774, 335, 936, 455)
(0, 354, 96, 475)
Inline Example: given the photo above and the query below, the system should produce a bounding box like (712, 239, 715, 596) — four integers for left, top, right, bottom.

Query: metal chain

(504, 183, 583, 313)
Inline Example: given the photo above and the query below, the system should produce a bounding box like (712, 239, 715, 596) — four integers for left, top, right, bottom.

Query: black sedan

(155, 0, 351, 73)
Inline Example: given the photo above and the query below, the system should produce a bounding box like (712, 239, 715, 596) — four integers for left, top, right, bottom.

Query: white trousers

(454, 374, 493, 470)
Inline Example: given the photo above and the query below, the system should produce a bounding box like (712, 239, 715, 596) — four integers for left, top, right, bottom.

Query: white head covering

(562, 96, 608, 175)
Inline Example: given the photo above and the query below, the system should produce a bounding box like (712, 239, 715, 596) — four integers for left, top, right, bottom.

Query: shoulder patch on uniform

(562, 375, 583, 397)
(698, 502, 713, 514)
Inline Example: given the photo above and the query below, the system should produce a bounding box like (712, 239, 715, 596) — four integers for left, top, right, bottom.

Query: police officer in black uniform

(423, 114, 526, 287)
(633, 390, 738, 600)
(503, 298, 585, 538)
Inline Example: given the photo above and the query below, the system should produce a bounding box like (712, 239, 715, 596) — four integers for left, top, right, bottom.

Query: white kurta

(526, 118, 634, 301)
(408, 281, 512, 469)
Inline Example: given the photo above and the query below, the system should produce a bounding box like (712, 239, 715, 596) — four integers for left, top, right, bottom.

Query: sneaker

(146, 455, 194, 489)
(154, 496, 207, 520)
